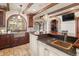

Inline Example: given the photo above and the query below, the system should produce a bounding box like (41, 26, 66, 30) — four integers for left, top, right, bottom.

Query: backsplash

(48, 34, 77, 43)
(0, 27, 6, 34)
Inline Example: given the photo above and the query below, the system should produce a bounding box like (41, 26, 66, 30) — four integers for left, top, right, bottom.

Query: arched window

(7, 14, 27, 32)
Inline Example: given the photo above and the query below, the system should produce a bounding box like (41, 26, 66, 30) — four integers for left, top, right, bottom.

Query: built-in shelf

(7, 14, 27, 32)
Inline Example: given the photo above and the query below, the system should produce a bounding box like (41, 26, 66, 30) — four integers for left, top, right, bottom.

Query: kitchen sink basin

(50, 40, 73, 50)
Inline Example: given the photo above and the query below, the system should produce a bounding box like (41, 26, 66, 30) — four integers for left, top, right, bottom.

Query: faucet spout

(64, 34, 67, 42)
(62, 30, 68, 42)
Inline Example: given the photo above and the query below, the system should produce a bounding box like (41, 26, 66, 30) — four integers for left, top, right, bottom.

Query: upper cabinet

(0, 10, 5, 27)
(27, 14, 34, 27)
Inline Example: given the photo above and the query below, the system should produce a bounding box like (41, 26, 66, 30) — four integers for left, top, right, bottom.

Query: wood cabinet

(0, 10, 5, 27)
(0, 34, 14, 49)
(11, 32, 29, 47)
(0, 32, 29, 50)
(76, 17, 79, 39)
(27, 14, 34, 27)
(12, 33, 29, 47)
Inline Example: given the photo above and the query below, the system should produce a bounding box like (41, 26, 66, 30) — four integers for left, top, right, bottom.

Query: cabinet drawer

(76, 49, 79, 56)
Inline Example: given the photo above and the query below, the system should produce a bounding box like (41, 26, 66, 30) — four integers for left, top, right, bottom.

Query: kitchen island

(29, 33, 78, 56)
(0, 32, 29, 50)
(38, 34, 77, 56)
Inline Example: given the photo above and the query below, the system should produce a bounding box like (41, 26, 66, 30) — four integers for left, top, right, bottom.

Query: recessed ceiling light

(70, 7, 75, 10)
(33, 9, 36, 11)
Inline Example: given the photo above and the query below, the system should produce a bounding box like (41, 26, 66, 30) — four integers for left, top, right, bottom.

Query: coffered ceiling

(0, 3, 51, 13)
(0, 3, 79, 16)
(0, 3, 56, 14)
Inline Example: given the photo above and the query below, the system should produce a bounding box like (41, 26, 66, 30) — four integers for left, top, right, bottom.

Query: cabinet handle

(44, 48, 48, 50)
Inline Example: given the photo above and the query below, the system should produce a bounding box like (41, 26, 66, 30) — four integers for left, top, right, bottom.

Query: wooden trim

(7, 3, 10, 11)
(50, 5, 79, 18)
(50, 10, 75, 18)
(48, 3, 79, 15)
(76, 17, 78, 38)
(22, 3, 33, 14)
(34, 3, 58, 15)
(0, 10, 5, 27)
(0, 3, 9, 11)
(0, 6, 7, 11)
(76, 17, 79, 38)
(27, 14, 35, 27)
(34, 3, 79, 19)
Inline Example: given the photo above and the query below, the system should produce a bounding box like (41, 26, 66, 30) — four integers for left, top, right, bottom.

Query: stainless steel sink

(50, 40, 73, 50)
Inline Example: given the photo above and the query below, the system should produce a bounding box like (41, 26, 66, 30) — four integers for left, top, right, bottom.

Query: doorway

(51, 20, 58, 32)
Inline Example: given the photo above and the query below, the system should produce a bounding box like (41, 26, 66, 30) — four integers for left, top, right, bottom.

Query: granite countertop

(29, 32, 42, 36)
(37, 34, 76, 56)
(73, 39, 79, 48)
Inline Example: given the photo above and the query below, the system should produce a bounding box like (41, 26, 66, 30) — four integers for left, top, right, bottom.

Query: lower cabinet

(29, 33, 38, 56)
(11, 32, 29, 47)
(76, 49, 79, 56)
(0, 32, 29, 50)
(0, 34, 13, 49)
(38, 41, 69, 56)
(38, 41, 58, 56)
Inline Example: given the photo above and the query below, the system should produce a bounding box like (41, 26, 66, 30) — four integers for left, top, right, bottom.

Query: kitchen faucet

(62, 31, 68, 42)
(64, 33, 67, 42)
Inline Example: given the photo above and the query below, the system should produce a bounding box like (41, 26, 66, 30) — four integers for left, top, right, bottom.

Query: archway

(51, 19, 58, 32)
(7, 14, 27, 32)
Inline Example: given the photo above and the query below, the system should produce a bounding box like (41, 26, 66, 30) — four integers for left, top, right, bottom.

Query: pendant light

(18, 5, 22, 19)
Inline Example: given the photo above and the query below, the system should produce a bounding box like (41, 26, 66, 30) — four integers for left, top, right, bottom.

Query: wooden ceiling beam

(0, 3, 10, 11)
(22, 3, 33, 14)
(48, 3, 79, 15)
(34, 3, 58, 15)
(7, 3, 10, 11)
(50, 8, 79, 18)
(49, 3, 79, 18)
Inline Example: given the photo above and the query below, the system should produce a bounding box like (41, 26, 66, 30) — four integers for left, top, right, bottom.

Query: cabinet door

(27, 14, 33, 27)
(11, 37, 25, 46)
(43, 43, 58, 56)
(76, 49, 79, 56)
(48, 47, 58, 56)
(38, 41, 45, 56)
(0, 35, 12, 49)
(48, 44, 69, 56)
(0, 10, 5, 27)
(76, 18, 79, 38)
(44, 48, 50, 56)
(0, 36, 5, 49)
(24, 33, 29, 43)
(30, 34, 38, 56)
(11, 33, 29, 47)
(3, 35, 11, 47)
(38, 41, 69, 56)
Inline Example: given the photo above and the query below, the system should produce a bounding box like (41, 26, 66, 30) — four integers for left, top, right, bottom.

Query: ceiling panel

(26, 3, 50, 14)
(33, 3, 74, 17)
(1, 3, 77, 15)
(9, 3, 28, 12)
(0, 3, 9, 11)
(0, 3, 7, 6)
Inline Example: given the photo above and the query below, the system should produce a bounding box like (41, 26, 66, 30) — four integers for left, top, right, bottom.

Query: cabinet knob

(44, 48, 48, 50)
